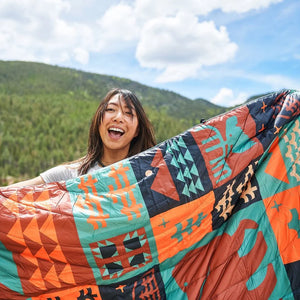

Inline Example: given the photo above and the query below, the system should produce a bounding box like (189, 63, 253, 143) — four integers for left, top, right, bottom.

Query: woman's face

(99, 94, 139, 156)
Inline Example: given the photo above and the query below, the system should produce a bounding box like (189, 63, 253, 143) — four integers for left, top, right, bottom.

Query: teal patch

(257, 121, 300, 199)
(66, 160, 158, 284)
(0, 241, 23, 295)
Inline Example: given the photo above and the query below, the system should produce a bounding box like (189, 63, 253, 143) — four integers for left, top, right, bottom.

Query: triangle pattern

(177, 153, 186, 165)
(34, 189, 51, 203)
(125, 232, 132, 241)
(151, 149, 180, 201)
(178, 137, 187, 148)
(182, 184, 190, 197)
(2, 198, 19, 215)
(176, 170, 185, 183)
(23, 217, 42, 245)
(91, 247, 101, 255)
(34, 190, 52, 211)
(183, 167, 192, 179)
(171, 141, 180, 152)
(102, 268, 110, 278)
(97, 240, 107, 247)
(165, 144, 172, 155)
(40, 214, 58, 244)
(195, 178, 204, 191)
(184, 149, 193, 162)
(7, 218, 26, 246)
(44, 265, 61, 288)
(22, 191, 34, 203)
(35, 246, 51, 262)
(49, 245, 67, 264)
(22, 191, 36, 214)
(171, 156, 180, 169)
(190, 164, 199, 176)
(21, 247, 39, 267)
(29, 268, 46, 290)
(189, 181, 197, 194)
(58, 263, 76, 284)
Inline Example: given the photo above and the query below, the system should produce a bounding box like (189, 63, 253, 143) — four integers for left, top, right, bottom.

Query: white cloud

(73, 48, 89, 64)
(212, 88, 248, 106)
(0, 0, 285, 84)
(219, 0, 284, 13)
(134, 0, 284, 17)
(255, 74, 299, 90)
(95, 3, 140, 52)
(0, 0, 94, 64)
(234, 71, 300, 91)
(136, 13, 238, 82)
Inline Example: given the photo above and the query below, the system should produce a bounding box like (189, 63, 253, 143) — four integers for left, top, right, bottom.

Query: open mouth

(108, 127, 125, 138)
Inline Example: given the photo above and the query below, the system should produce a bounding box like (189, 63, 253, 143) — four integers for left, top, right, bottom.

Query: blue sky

(0, 0, 299, 106)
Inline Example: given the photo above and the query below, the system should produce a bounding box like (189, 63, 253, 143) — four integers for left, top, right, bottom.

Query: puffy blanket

(0, 89, 299, 299)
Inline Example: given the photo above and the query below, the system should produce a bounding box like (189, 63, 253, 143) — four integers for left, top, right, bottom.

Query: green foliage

(0, 94, 93, 182)
(0, 60, 233, 185)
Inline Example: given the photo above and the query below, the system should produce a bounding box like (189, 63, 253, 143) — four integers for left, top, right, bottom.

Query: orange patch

(263, 185, 300, 264)
(31, 285, 102, 300)
(265, 136, 289, 184)
(150, 191, 214, 263)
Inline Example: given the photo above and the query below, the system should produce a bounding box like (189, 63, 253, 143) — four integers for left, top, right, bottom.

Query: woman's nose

(114, 109, 124, 121)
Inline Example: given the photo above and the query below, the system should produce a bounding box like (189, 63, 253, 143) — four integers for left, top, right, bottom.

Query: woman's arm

(4, 162, 81, 188)
(7, 176, 45, 188)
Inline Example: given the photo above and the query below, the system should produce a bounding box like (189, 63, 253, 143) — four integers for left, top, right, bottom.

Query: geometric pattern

(90, 227, 152, 281)
(171, 212, 207, 242)
(283, 118, 300, 183)
(1, 89, 300, 299)
(98, 266, 166, 299)
(166, 135, 204, 197)
(31, 285, 102, 300)
(212, 159, 262, 229)
(150, 190, 214, 263)
(191, 108, 262, 188)
(172, 218, 277, 299)
(140, 131, 212, 218)
(3, 189, 75, 293)
(194, 116, 257, 184)
(0, 184, 94, 297)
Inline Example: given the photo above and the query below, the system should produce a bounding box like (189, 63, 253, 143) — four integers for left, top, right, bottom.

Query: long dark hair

(78, 88, 156, 175)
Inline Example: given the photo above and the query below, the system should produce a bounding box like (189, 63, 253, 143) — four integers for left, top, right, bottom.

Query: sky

(0, 0, 299, 107)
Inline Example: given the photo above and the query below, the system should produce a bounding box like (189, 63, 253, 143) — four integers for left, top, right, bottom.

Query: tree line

(0, 93, 196, 185)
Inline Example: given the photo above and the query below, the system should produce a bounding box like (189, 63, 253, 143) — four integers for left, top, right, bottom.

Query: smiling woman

(7, 88, 156, 187)
(97, 91, 140, 167)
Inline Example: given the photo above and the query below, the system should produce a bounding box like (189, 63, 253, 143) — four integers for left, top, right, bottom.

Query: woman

(9, 88, 156, 187)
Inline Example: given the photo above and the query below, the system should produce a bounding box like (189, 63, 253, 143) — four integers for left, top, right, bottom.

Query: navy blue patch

(247, 90, 300, 151)
(212, 159, 262, 230)
(98, 265, 166, 300)
(285, 260, 300, 299)
(131, 132, 212, 217)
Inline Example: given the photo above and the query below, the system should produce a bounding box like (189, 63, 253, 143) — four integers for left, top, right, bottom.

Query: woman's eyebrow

(108, 101, 136, 111)
(107, 102, 118, 106)
(124, 102, 136, 110)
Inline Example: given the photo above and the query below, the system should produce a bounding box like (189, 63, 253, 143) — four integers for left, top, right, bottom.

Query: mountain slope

(0, 60, 227, 122)
(0, 60, 237, 184)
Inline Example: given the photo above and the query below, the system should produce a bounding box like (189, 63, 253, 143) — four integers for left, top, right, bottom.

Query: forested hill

(0, 60, 229, 121)
(0, 60, 230, 184)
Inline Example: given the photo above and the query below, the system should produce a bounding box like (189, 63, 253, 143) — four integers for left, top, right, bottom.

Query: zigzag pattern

(3, 187, 76, 292)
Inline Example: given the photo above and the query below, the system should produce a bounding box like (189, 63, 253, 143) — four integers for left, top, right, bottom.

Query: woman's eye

(106, 108, 114, 112)
(125, 111, 133, 115)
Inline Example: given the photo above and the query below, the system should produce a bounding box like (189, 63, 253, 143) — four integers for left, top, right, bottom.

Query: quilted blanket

(0, 89, 299, 299)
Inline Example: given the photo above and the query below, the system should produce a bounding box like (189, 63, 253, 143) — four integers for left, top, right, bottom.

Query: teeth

(109, 127, 124, 133)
